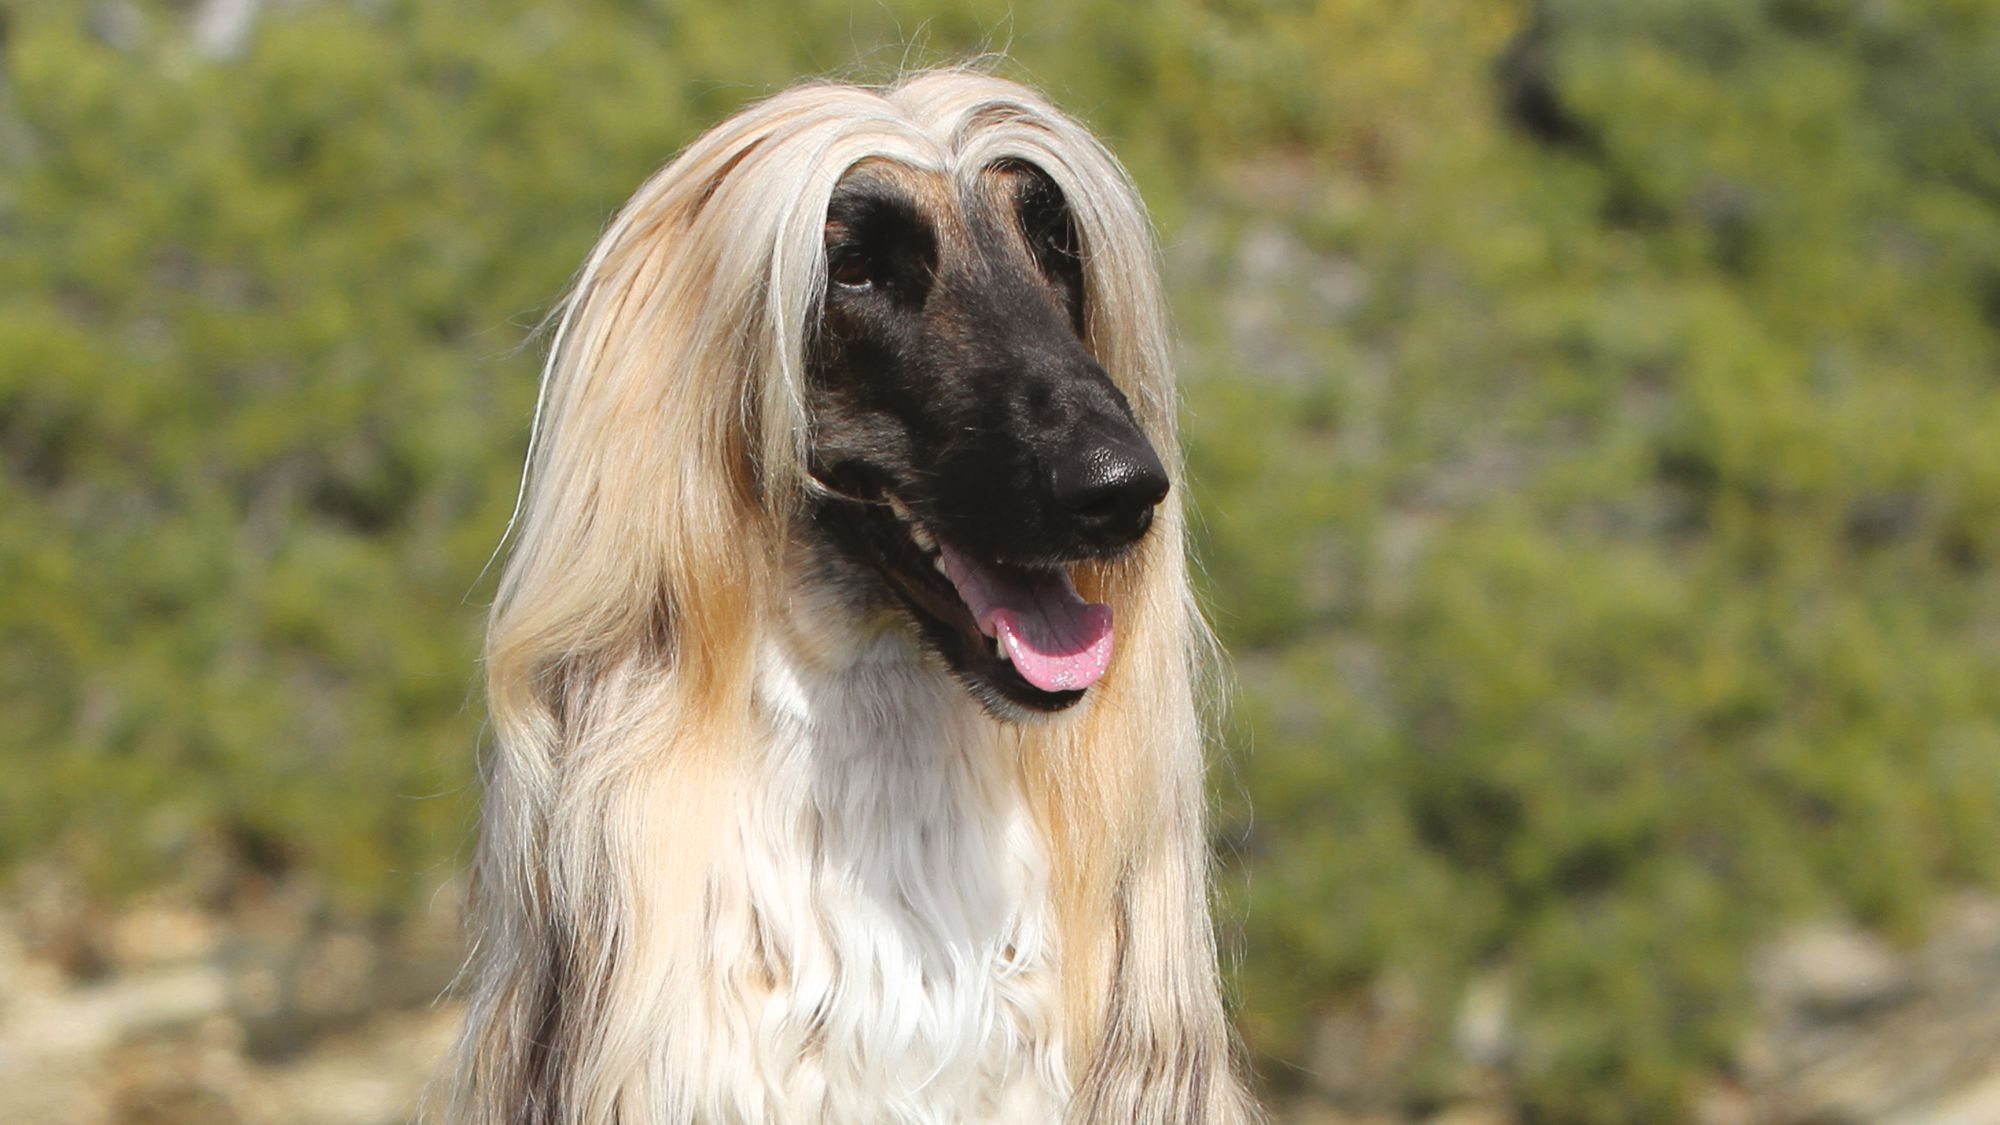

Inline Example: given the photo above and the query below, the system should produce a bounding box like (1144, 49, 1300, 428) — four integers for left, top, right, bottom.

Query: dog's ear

(487, 133, 801, 716)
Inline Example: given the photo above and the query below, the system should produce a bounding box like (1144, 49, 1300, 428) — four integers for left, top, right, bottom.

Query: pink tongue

(937, 543, 1114, 693)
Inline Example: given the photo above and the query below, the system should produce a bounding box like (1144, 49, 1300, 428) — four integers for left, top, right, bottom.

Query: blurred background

(5, 0, 2000, 1121)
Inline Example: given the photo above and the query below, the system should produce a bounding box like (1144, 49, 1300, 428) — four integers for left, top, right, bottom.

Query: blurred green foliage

(4, 1, 2000, 1120)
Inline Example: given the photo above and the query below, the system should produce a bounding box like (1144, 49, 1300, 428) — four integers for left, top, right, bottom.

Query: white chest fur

(682, 622, 1068, 1123)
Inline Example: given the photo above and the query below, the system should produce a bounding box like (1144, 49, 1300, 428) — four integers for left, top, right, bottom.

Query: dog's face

(805, 158, 1168, 717)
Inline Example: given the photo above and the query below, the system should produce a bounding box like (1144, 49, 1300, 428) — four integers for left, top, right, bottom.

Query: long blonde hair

(446, 68, 1255, 1123)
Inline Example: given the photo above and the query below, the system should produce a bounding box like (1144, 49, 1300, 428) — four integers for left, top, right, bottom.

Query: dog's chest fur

(686, 580, 1068, 1122)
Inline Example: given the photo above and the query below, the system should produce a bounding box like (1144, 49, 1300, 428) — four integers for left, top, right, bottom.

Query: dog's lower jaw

(804, 494, 1096, 720)
(662, 562, 1070, 1122)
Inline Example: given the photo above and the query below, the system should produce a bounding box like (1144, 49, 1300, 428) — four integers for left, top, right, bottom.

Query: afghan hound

(444, 69, 1257, 1124)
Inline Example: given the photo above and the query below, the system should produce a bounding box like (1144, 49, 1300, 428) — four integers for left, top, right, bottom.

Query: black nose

(1050, 430, 1170, 549)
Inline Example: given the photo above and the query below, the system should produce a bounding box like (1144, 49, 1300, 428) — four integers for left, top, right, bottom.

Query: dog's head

(494, 73, 1183, 724)
(805, 156, 1168, 717)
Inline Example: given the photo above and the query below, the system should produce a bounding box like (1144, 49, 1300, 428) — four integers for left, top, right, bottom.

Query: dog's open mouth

(832, 492, 1113, 712)
(935, 540, 1113, 693)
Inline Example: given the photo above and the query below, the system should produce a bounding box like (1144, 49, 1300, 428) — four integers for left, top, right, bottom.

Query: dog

(444, 69, 1256, 1124)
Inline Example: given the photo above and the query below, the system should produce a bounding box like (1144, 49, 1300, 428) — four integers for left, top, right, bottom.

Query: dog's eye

(1044, 230, 1075, 261)
(828, 249, 874, 290)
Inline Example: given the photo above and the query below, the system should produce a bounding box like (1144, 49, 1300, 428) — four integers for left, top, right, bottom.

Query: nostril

(1073, 492, 1128, 521)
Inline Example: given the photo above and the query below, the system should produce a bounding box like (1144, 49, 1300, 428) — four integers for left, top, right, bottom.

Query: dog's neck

(673, 553, 1068, 1121)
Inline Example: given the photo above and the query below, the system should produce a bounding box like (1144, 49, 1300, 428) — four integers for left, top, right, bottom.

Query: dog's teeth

(934, 557, 948, 575)
(995, 636, 1009, 663)
(884, 495, 940, 552)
